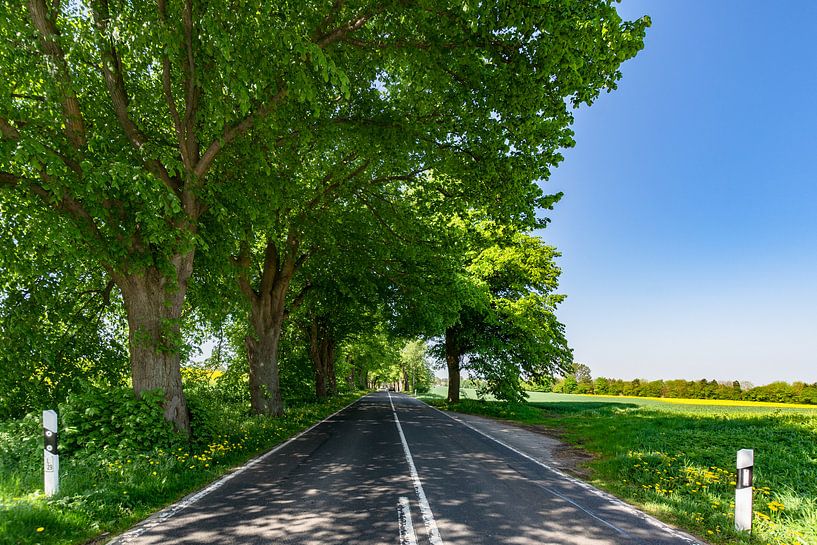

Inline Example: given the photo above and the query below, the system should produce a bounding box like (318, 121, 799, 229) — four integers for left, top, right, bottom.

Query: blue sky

(540, 0, 817, 385)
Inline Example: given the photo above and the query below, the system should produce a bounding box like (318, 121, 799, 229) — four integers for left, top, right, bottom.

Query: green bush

(59, 387, 179, 456)
(0, 413, 42, 495)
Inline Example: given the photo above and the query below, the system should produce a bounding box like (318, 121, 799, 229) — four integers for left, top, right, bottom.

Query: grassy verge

(0, 393, 363, 545)
(421, 388, 817, 545)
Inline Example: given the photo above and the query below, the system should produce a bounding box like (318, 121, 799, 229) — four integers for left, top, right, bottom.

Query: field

(424, 387, 817, 545)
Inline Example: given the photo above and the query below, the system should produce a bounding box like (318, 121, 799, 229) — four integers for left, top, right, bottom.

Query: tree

(2, 1, 648, 427)
(442, 223, 573, 403)
(0, 265, 128, 419)
(400, 340, 433, 394)
(339, 329, 402, 390)
(561, 375, 579, 394)
(0, 2, 323, 430)
(0, 189, 129, 417)
(593, 377, 611, 395)
(572, 363, 593, 383)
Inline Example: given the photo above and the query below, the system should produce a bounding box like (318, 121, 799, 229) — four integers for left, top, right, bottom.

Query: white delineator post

(43, 410, 59, 497)
(735, 448, 753, 532)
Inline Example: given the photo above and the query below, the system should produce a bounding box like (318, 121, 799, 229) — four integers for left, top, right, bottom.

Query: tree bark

(238, 235, 306, 417)
(445, 326, 461, 404)
(116, 253, 193, 433)
(309, 315, 337, 400)
(245, 282, 287, 416)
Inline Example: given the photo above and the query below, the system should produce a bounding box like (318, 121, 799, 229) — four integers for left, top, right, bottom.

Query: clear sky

(539, 0, 817, 386)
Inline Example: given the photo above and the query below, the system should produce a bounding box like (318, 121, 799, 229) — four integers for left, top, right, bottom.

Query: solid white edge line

(106, 394, 369, 545)
(416, 396, 702, 545)
(389, 391, 445, 545)
(398, 496, 418, 545)
(539, 484, 630, 536)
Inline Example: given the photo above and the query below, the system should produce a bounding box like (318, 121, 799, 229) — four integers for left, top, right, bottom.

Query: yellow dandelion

(36, 527, 45, 533)
(767, 501, 784, 512)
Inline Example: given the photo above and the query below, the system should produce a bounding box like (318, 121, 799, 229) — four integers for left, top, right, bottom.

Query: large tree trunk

(308, 315, 337, 400)
(445, 326, 461, 404)
(245, 284, 287, 416)
(238, 236, 306, 417)
(116, 253, 193, 433)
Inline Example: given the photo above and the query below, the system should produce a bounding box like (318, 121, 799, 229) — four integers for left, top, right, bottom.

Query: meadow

(425, 387, 817, 545)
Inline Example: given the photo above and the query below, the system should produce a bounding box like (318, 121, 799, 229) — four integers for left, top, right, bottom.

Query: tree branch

(315, 12, 373, 48)
(368, 168, 428, 186)
(92, 0, 180, 195)
(311, 0, 345, 42)
(194, 7, 378, 179)
(158, 0, 186, 170)
(259, 240, 280, 297)
(195, 87, 288, 179)
(0, 117, 20, 140)
(1, 117, 82, 174)
(284, 281, 312, 319)
(27, 0, 86, 149)
(234, 241, 257, 301)
(0, 171, 20, 186)
(0, 170, 104, 242)
(302, 152, 356, 209)
(181, 0, 199, 167)
(10, 93, 46, 102)
(357, 191, 405, 242)
(159, 0, 198, 173)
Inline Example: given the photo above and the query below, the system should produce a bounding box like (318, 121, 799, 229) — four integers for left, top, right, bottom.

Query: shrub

(59, 387, 179, 456)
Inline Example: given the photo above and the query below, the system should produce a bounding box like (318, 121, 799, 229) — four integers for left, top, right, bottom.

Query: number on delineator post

(43, 410, 59, 497)
(735, 448, 753, 532)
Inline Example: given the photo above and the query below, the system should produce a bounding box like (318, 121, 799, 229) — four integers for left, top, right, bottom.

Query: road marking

(389, 391, 445, 545)
(107, 396, 367, 545)
(418, 397, 700, 545)
(538, 484, 629, 536)
(398, 496, 418, 545)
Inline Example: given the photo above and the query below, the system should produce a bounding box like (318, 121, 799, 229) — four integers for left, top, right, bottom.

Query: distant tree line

(545, 364, 817, 405)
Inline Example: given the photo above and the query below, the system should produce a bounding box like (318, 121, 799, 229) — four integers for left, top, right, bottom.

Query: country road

(110, 392, 702, 545)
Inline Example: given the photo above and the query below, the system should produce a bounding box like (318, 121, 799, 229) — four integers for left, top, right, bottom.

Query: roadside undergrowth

(0, 389, 364, 545)
(422, 391, 817, 545)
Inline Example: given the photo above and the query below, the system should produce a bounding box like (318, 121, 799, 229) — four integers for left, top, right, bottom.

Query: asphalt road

(111, 392, 701, 545)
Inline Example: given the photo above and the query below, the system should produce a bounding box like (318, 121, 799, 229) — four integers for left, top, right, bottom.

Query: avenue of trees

(0, 1, 649, 429)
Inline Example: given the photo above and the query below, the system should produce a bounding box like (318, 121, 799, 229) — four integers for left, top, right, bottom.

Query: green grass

(0, 393, 363, 545)
(422, 387, 817, 545)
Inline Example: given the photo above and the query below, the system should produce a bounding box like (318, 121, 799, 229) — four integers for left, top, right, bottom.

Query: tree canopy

(439, 218, 572, 403)
(1, 0, 649, 428)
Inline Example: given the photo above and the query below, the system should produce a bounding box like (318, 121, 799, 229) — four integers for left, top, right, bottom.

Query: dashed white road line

(417, 396, 700, 545)
(389, 391, 445, 545)
(398, 496, 418, 545)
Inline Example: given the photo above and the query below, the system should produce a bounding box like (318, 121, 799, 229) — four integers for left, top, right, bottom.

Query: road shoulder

(430, 405, 709, 545)
(441, 410, 594, 478)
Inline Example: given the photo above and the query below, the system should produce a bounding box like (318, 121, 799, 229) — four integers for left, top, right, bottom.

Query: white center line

(398, 496, 418, 545)
(388, 391, 445, 545)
